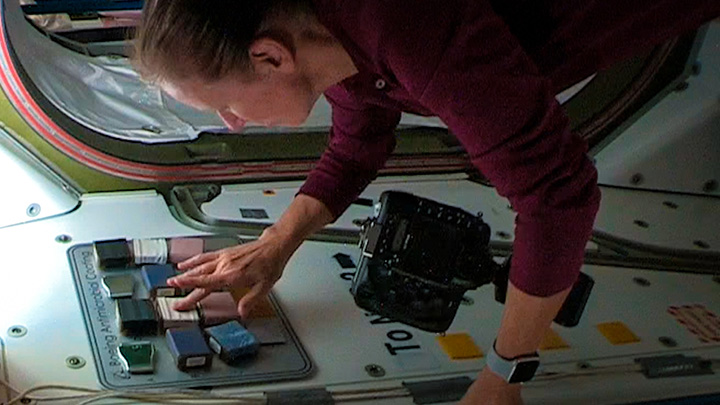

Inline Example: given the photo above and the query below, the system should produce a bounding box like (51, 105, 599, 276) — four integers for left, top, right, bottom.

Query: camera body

(351, 191, 496, 332)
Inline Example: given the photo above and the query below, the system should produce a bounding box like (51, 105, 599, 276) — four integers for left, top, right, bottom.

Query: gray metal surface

(595, 22, 720, 196)
(594, 187, 720, 254)
(0, 126, 79, 229)
(68, 243, 311, 390)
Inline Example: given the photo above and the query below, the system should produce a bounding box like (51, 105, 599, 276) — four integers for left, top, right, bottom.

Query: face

(161, 41, 319, 131)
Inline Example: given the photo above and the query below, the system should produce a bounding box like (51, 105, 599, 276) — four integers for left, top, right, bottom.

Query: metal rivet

(374, 79, 386, 90)
(674, 81, 689, 92)
(365, 364, 386, 378)
(659, 336, 678, 348)
(66, 356, 86, 369)
(693, 240, 710, 249)
(630, 173, 644, 185)
(496, 231, 511, 240)
(662, 201, 678, 209)
(8, 325, 27, 337)
(55, 234, 72, 243)
(633, 277, 651, 287)
(702, 180, 718, 193)
(633, 220, 649, 229)
(461, 296, 475, 306)
(26, 203, 41, 217)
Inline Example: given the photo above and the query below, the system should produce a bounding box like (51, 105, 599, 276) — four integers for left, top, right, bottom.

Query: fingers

(177, 251, 218, 271)
(168, 261, 217, 287)
(237, 283, 270, 319)
(173, 288, 210, 311)
(171, 273, 227, 289)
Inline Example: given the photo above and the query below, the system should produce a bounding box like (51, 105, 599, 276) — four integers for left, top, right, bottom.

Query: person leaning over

(133, 0, 720, 403)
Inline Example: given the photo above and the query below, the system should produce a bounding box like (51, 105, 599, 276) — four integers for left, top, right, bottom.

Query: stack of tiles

(94, 239, 132, 269)
(168, 238, 205, 264)
(166, 326, 213, 371)
(117, 342, 155, 374)
(142, 264, 181, 298)
(155, 297, 200, 330)
(204, 321, 260, 364)
(116, 298, 157, 336)
(199, 292, 240, 326)
(133, 238, 168, 265)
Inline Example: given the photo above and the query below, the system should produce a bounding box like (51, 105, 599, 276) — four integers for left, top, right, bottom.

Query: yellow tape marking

(597, 321, 641, 345)
(436, 333, 484, 360)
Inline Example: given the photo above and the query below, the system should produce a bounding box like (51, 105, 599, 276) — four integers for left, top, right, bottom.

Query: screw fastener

(365, 364, 386, 378)
(66, 356, 86, 369)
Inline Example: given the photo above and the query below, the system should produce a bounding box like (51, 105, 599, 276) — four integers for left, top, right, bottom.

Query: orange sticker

(436, 333, 483, 360)
(597, 322, 640, 345)
(539, 329, 570, 351)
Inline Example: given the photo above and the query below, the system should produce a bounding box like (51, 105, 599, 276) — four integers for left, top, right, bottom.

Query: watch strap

(485, 340, 540, 384)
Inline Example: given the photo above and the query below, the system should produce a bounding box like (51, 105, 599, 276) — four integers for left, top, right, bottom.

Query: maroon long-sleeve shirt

(299, 0, 719, 296)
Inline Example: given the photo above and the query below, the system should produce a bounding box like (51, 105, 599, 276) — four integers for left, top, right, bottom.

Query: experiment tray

(67, 236, 313, 389)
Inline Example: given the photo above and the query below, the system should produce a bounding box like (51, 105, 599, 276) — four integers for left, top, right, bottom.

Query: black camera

(351, 191, 594, 333)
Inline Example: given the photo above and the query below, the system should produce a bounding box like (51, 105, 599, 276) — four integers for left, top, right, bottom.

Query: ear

(248, 37, 296, 76)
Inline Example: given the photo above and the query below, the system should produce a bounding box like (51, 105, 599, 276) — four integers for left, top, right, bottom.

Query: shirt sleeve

(298, 86, 402, 219)
(386, 0, 601, 296)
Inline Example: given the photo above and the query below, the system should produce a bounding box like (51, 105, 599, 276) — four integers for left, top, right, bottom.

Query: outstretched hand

(167, 227, 297, 319)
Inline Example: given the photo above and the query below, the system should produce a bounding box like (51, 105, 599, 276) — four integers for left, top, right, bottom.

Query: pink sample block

(199, 292, 240, 326)
(169, 238, 205, 264)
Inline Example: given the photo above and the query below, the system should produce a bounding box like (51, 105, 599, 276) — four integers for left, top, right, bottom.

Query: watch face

(509, 359, 540, 383)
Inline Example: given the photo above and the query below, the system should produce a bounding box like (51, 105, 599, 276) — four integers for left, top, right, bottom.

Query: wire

(0, 378, 267, 405)
(0, 358, 717, 404)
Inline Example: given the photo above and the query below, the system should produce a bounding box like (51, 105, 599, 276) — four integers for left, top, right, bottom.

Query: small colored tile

(116, 298, 157, 336)
(166, 326, 213, 371)
(142, 264, 181, 298)
(245, 318, 287, 345)
(205, 321, 260, 363)
(436, 333, 483, 360)
(597, 322, 640, 345)
(94, 239, 132, 269)
(118, 342, 155, 374)
(169, 238, 205, 264)
(199, 292, 240, 326)
(102, 274, 134, 299)
(155, 297, 200, 330)
(230, 288, 277, 319)
(539, 328, 570, 351)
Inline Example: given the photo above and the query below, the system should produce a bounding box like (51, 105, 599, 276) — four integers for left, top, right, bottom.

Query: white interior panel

(1, 179, 718, 404)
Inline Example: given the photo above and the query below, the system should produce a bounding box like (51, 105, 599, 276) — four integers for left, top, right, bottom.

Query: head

(134, 0, 320, 130)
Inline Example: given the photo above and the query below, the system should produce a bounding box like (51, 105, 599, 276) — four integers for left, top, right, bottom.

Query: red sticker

(668, 304, 720, 343)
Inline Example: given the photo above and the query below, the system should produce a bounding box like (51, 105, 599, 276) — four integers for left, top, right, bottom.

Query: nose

(217, 110, 247, 132)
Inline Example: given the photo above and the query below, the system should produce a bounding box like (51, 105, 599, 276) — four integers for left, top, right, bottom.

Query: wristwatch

(485, 339, 540, 384)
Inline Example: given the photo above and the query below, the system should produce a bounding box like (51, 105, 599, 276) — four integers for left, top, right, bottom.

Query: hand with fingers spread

(167, 194, 334, 319)
(167, 227, 297, 319)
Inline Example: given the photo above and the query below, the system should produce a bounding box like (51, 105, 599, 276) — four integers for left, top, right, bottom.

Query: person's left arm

(381, 0, 601, 401)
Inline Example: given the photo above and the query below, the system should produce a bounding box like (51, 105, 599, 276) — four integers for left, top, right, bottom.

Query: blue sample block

(204, 321, 260, 364)
(141, 264, 179, 297)
(165, 326, 213, 371)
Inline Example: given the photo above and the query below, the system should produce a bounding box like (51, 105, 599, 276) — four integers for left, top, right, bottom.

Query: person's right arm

(169, 89, 401, 316)
(168, 193, 333, 317)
